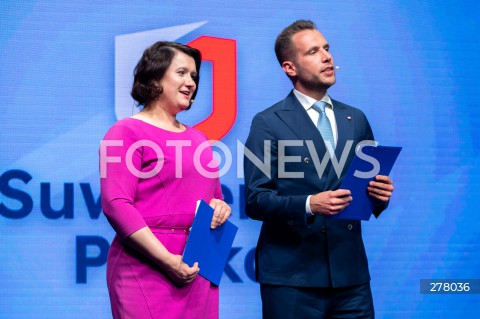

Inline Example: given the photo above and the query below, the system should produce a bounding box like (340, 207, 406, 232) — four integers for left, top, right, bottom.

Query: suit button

(348, 224, 353, 231)
(320, 227, 326, 233)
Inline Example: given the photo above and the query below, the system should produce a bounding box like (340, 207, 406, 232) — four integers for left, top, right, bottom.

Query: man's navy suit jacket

(244, 91, 386, 288)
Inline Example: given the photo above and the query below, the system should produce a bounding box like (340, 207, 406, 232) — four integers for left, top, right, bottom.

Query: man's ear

(282, 61, 296, 77)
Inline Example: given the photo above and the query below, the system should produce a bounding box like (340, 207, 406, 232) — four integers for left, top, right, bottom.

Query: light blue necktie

(312, 101, 335, 150)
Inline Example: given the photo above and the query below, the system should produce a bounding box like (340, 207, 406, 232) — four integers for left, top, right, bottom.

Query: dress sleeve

(214, 177, 223, 201)
(99, 122, 148, 239)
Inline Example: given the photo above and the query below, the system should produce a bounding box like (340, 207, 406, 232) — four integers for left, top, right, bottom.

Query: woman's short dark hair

(274, 20, 316, 65)
(131, 41, 201, 108)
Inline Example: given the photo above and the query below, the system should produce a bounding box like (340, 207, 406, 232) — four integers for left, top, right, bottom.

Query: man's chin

(313, 79, 336, 91)
(325, 76, 336, 87)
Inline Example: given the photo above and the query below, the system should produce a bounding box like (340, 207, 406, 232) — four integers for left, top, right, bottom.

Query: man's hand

(310, 189, 352, 216)
(368, 175, 394, 202)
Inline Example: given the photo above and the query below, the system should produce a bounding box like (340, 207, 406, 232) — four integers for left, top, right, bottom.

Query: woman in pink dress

(100, 41, 231, 319)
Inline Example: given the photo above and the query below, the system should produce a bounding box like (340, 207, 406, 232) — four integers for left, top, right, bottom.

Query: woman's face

(158, 50, 197, 113)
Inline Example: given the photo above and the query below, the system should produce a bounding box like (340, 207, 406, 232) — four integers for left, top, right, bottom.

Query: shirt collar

(293, 89, 333, 111)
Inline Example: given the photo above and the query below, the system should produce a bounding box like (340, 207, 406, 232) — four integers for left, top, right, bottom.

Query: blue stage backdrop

(1, 1, 479, 318)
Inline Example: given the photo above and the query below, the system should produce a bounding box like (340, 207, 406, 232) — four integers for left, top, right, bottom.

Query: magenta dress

(100, 118, 222, 319)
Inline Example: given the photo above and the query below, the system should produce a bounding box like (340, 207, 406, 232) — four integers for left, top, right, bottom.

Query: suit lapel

(324, 99, 355, 187)
(273, 92, 356, 188)
(275, 91, 326, 154)
(274, 93, 356, 159)
(332, 99, 354, 159)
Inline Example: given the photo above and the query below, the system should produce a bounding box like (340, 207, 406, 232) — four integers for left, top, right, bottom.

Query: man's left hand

(367, 175, 394, 202)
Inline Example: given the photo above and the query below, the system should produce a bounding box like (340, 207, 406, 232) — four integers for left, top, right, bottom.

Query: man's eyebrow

(305, 43, 330, 53)
(304, 45, 320, 54)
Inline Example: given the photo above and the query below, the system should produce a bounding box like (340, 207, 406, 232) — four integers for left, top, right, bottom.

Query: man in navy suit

(244, 20, 395, 318)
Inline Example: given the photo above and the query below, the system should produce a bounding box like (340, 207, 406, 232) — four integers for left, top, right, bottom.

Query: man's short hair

(274, 20, 316, 65)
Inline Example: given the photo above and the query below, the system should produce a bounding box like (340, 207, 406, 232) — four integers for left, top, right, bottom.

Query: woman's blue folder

(182, 200, 238, 286)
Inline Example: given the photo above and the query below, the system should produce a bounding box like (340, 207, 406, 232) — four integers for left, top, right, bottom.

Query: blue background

(1, 1, 479, 318)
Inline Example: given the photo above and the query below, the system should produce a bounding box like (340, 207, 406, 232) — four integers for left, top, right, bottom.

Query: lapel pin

(347, 116, 352, 120)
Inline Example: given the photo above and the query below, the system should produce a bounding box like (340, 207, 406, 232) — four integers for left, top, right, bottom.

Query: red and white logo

(115, 21, 237, 140)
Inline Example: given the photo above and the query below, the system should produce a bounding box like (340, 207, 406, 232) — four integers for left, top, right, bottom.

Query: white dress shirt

(292, 89, 338, 145)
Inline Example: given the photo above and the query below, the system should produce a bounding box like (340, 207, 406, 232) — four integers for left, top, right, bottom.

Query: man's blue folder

(182, 200, 238, 286)
(329, 145, 402, 221)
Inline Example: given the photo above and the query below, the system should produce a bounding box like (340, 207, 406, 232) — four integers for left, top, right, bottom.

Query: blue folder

(182, 200, 238, 286)
(329, 145, 402, 221)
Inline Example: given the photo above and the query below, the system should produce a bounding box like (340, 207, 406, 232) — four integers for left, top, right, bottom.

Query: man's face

(285, 29, 336, 95)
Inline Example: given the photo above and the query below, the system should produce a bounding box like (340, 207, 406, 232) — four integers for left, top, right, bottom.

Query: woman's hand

(209, 199, 232, 229)
(164, 254, 200, 286)
(124, 227, 199, 285)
